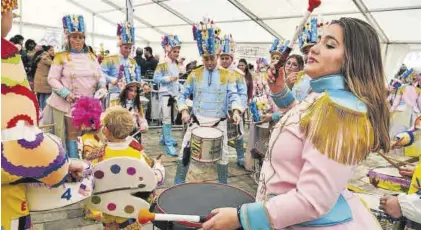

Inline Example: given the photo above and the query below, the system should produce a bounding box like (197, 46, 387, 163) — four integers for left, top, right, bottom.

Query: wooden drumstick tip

(138, 208, 155, 224)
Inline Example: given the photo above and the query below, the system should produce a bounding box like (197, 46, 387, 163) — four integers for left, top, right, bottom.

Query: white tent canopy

(9, 0, 421, 78)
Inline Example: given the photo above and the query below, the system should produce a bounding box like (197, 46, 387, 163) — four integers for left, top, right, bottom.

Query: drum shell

(65, 115, 81, 140)
(190, 128, 223, 163)
(255, 123, 271, 141)
(367, 167, 411, 193)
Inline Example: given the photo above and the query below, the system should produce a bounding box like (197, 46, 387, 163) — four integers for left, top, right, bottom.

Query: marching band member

(118, 76, 149, 144)
(44, 14, 107, 158)
(1, 2, 84, 229)
(202, 17, 390, 230)
(153, 35, 182, 156)
(381, 119, 421, 229)
(96, 107, 165, 229)
(173, 18, 243, 185)
(101, 21, 150, 108)
(389, 69, 421, 156)
(219, 34, 248, 167)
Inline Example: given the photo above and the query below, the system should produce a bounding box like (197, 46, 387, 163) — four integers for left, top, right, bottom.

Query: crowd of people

(2, 0, 421, 230)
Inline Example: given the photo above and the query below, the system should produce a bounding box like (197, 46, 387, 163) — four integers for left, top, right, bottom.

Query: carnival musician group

(1, 0, 421, 229)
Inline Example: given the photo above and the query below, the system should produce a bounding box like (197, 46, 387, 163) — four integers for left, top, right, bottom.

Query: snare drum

(65, 115, 81, 140)
(190, 127, 223, 163)
(151, 183, 255, 230)
(367, 167, 411, 193)
(255, 122, 271, 141)
(355, 193, 405, 230)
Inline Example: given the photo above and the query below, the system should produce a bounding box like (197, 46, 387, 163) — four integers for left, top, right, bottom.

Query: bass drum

(151, 183, 255, 230)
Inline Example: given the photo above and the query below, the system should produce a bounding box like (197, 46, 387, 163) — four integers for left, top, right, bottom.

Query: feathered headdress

(220, 34, 236, 57)
(269, 38, 290, 55)
(298, 16, 326, 52)
(117, 21, 135, 46)
(161, 35, 181, 53)
(192, 17, 222, 56)
(71, 97, 102, 131)
(62, 15, 85, 36)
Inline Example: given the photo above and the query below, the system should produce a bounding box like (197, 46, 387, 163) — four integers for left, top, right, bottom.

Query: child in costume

(118, 80, 149, 144)
(97, 107, 164, 229)
(72, 97, 104, 221)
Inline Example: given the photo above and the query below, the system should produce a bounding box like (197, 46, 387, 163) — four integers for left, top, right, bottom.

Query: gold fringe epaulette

(129, 58, 137, 65)
(186, 66, 204, 84)
(101, 55, 119, 66)
(155, 62, 169, 74)
(52, 51, 70, 65)
(299, 93, 374, 165)
(218, 67, 231, 84)
(397, 86, 406, 96)
(415, 87, 421, 95)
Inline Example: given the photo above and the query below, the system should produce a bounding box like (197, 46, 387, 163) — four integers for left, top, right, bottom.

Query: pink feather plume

(71, 97, 103, 131)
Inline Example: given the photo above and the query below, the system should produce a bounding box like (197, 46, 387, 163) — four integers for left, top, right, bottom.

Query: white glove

(94, 88, 108, 100)
(232, 110, 242, 125)
(182, 110, 190, 123)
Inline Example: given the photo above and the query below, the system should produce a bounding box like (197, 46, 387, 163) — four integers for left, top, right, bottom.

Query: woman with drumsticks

(202, 17, 390, 230)
(43, 15, 107, 159)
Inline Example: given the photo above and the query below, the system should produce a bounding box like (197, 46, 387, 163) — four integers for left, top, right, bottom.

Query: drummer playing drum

(174, 18, 243, 185)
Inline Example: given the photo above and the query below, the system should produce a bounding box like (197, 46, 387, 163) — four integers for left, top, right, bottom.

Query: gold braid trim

(299, 93, 374, 165)
(397, 86, 406, 96)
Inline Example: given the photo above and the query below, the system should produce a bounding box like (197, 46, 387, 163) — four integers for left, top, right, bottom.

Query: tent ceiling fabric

(13, 0, 421, 45)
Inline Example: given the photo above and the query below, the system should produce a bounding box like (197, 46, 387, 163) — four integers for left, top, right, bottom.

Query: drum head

(156, 183, 255, 228)
(191, 127, 222, 139)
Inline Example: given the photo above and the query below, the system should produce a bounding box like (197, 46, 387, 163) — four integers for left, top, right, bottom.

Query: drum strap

(190, 114, 227, 128)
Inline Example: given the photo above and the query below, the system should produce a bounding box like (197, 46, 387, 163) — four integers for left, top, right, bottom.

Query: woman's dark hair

(119, 86, 141, 112)
(331, 17, 390, 152)
(41, 45, 53, 52)
(248, 63, 254, 71)
(239, 58, 254, 102)
(25, 39, 36, 51)
(286, 54, 304, 71)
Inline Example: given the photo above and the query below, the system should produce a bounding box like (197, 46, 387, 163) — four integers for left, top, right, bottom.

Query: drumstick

(156, 153, 163, 160)
(138, 208, 212, 224)
(377, 151, 401, 170)
(272, 0, 322, 80)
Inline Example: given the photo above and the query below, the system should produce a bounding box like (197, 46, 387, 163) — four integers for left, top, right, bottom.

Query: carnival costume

(153, 35, 182, 156)
(1, 1, 70, 229)
(173, 18, 243, 184)
(237, 75, 382, 229)
(389, 117, 421, 228)
(71, 97, 104, 221)
(219, 34, 248, 167)
(90, 108, 164, 229)
(101, 21, 144, 108)
(389, 69, 421, 156)
(44, 15, 107, 159)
